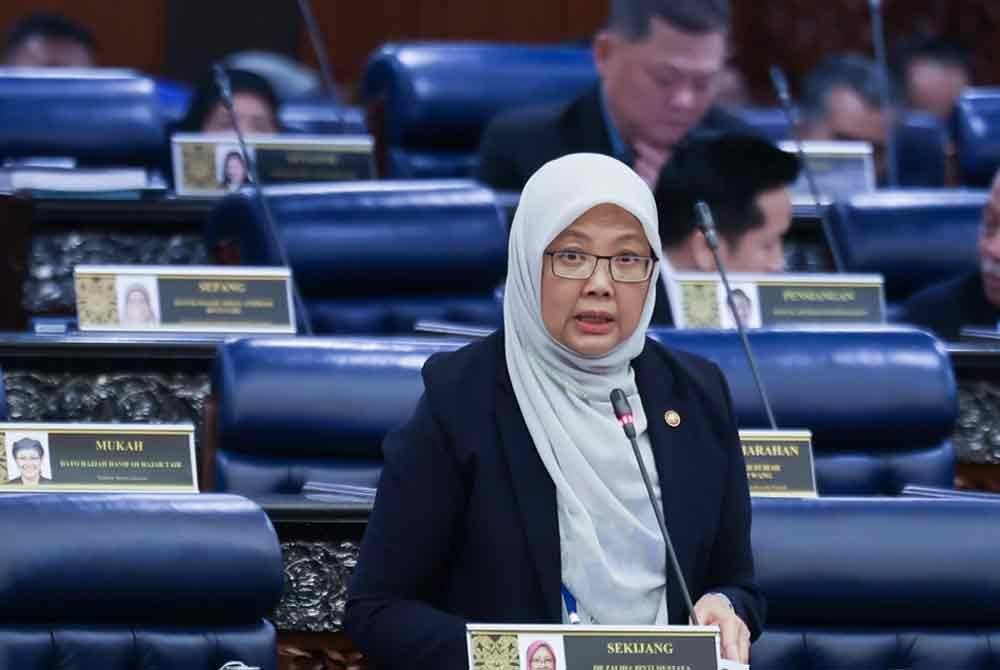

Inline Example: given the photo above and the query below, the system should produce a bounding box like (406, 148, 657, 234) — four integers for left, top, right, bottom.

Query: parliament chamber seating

(829, 189, 984, 306)
(360, 42, 596, 178)
(750, 496, 1000, 669)
(206, 181, 508, 334)
(955, 87, 1000, 186)
(278, 97, 369, 135)
(210, 327, 955, 496)
(0, 492, 282, 670)
(0, 69, 166, 169)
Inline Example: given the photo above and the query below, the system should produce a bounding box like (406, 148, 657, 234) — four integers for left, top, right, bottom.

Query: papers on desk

(0, 166, 150, 192)
(301, 481, 376, 504)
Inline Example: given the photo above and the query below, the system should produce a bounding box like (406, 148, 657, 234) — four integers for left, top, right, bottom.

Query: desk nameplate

(74, 265, 295, 333)
(778, 140, 875, 202)
(171, 132, 374, 196)
(669, 272, 885, 329)
(740, 429, 817, 498)
(0, 422, 196, 492)
(468, 624, 720, 670)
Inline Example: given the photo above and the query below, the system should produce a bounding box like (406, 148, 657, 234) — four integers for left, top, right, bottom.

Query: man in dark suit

(899, 171, 1000, 339)
(477, 0, 749, 190)
(651, 134, 800, 325)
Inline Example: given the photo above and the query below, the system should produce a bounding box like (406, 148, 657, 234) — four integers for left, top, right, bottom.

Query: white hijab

(503, 153, 668, 625)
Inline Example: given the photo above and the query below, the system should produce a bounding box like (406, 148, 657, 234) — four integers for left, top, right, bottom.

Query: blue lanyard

(560, 583, 581, 624)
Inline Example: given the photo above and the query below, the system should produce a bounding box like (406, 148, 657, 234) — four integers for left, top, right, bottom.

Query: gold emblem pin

(664, 410, 681, 427)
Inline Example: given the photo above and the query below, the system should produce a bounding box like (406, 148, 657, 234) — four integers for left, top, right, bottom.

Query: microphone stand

(609, 389, 700, 626)
(694, 202, 778, 430)
(213, 65, 314, 335)
(868, 0, 900, 187)
(769, 65, 844, 271)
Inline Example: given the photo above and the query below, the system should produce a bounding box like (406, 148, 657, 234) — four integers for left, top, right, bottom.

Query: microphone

(768, 65, 844, 271)
(867, 0, 900, 186)
(213, 65, 314, 335)
(609, 388, 700, 626)
(296, 0, 338, 97)
(694, 202, 778, 430)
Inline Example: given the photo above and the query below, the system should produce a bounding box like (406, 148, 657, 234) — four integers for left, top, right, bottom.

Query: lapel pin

(664, 410, 681, 428)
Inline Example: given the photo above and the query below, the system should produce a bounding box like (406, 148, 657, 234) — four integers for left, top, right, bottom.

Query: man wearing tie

(477, 0, 751, 190)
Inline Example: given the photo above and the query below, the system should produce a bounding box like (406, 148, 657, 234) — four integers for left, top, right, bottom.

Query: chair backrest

(206, 181, 508, 333)
(360, 42, 596, 178)
(729, 107, 791, 142)
(829, 189, 984, 303)
(895, 111, 948, 187)
(751, 496, 1000, 670)
(955, 87, 1000, 186)
(278, 97, 369, 135)
(212, 328, 956, 496)
(0, 68, 166, 168)
(0, 492, 282, 670)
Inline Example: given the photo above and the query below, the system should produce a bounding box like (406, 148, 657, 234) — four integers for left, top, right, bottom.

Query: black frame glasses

(544, 251, 657, 283)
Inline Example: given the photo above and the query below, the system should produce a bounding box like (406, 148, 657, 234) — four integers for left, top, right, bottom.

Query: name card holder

(778, 140, 876, 203)
(468, 624, 726, 670)
(740, 429, 817, 498)
(74, 264, 296, 333)
(0, 422, 197, 493)
(668, 272, 885, 329)
(171, 132, 375, 196)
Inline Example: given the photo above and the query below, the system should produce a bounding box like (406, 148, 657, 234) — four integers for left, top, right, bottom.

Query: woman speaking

(345, 154, 762, 669)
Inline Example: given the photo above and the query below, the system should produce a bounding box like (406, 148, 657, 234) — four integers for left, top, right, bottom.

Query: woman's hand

(691, 593, 750, 664)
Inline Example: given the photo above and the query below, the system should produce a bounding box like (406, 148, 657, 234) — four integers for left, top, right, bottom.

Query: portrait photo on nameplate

(171, 132, 375, 196)
(0, 423, 197, 493)
(467, 624, 721, 670)
(669, 272, 885, 329)
(739, 429, 817, 498)
(74, 265, 295, 333)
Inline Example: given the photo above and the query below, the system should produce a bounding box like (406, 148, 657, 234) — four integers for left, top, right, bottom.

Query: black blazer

(345, 331, 763, 670)
(476, 84, 755, 191)
(898, 271, 999, 340)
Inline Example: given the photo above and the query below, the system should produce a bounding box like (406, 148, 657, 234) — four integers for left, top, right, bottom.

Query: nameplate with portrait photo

(740, 429, 817, 498)
(171, 132, 375, 196)
(668, 272, 885, 329)
(74, 265, 295, 333)
(467, 624, 724, 670)
(0, 422, 196, 493)
(778, 140, 876, 204)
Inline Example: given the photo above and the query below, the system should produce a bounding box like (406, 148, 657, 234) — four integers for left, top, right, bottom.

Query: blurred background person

(1, 12, 95, 67)
(651, 134, 800, 325)
(893, 35, 972, 123)
(799, 54, 896, 181)
(478, 0, 752, 190)
(175, 67, 279, 134)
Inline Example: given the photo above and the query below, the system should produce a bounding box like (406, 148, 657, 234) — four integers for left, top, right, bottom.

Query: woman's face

(126, 289, 152, 322)
(541, 203, 652, 356)
(203, 92, 278, 133)
(225, 155, 247, 184)
(529, 646, 555, 670)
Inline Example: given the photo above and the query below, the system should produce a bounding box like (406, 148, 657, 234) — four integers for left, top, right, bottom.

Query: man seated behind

(477, 0, 751, 190)
(651, 134, 800, 325)
(2, 12, 95, 68)
(899, 171, 1000, 340)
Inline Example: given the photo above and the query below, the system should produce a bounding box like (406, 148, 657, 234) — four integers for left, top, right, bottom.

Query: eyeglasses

(544, 250, 656, 283)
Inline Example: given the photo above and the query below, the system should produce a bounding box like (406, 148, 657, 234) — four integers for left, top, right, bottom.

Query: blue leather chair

(206, 181, 508, 334)
(751, 496, 1000, 669)
(279, 97, 368, 135)
(0, 492, 282, 669)
(955, 87, 1000, 186)
(0, 69, 166, 168)
(729, 107, 792, 143)
(360, 43, 596, 178)
(895, 111, 948, 187)
(211, 327, 955, 496)
(829, 189, 984, 305)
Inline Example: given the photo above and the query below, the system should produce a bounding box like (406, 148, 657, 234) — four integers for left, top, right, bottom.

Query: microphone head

(212, 64, 233, 106)
(609, 388, 632, 421)
(693, 201, 719, 250)
(769, 65, 790, 103)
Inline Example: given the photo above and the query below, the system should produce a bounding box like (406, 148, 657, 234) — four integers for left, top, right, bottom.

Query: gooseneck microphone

(213, 65, 314, 334)
(609, 388, 701, 626)
(694, 202, 778, 430)
(296, 0, 338, 97)
(769, 65, 844, 271)
(868, 0, 899, 187)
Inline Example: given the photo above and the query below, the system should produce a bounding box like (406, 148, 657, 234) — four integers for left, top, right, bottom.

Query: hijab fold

(502, 153, 668, 625)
